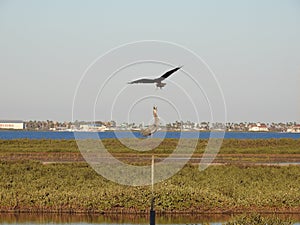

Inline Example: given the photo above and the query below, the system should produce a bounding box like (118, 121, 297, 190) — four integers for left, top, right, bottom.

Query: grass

(0, 161, 299, 213)
(0, 138, 300, 154)
(0, 139, 77, 152)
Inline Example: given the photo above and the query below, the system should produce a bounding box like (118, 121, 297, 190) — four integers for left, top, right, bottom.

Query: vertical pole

(151, 154, 154, 194)
(150, 154, 155, 225)
(150, 207, 155, 225)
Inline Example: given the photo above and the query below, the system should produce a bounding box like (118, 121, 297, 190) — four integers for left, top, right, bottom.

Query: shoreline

(1, 207, 300, 215)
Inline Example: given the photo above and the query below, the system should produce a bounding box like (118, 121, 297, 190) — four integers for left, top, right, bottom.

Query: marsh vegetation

(0, 138, 300, 154)
(0, 138, 299, 214)
(0, 161, 299, 213)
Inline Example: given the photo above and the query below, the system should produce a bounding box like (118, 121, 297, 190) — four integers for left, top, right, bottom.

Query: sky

(0, 0, 299, 124)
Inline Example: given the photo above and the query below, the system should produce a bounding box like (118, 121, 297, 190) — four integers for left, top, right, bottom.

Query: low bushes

(0, 161, 299, 213)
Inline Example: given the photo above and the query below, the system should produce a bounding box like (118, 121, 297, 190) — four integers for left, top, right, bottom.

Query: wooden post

(150, 155, 155, 225)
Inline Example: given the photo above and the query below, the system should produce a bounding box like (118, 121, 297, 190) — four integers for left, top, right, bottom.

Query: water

(0, 213, 299, 225)
(0, 213, 229, 225)
(0, 131, 300, 140)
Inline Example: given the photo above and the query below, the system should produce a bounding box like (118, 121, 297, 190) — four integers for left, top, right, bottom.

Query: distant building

(286, 125, 300, 133)
(79, 124, 107, 132)
(248, 123, 269, 132)
(0, 120, 24, 130)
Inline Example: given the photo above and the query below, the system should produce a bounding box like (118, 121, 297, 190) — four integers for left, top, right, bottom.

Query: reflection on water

(0, 213, 229, 224)
(0, 213, 300, 225)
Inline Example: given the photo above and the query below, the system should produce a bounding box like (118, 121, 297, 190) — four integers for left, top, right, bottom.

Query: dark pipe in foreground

(150, 197, 155, 225)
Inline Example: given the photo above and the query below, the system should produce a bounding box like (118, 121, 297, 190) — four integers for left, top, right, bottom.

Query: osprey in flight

(128, 66, 182, 89)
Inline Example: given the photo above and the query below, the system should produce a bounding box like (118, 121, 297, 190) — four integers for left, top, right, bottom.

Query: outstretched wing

(158, 66, 182, 81)
(128, 78, 156, 84)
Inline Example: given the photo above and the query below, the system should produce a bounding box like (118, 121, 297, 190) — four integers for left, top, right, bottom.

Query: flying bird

(128, 66, 182, 89)
(141, 106, 159, 137)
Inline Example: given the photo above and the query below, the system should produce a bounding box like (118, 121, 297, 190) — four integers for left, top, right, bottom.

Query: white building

(79, 124, 107, 132)
(0, 120, 24, 130)
(248, 123, 269, 132)
(286, 125, 300, 133)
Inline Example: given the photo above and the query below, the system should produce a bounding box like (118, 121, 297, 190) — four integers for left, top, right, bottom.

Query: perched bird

(128, 66, 182, 89)
(141, 106, 159, 136)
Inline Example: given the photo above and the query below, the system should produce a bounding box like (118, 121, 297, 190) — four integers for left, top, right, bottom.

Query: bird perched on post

(128, 66, 182, 89)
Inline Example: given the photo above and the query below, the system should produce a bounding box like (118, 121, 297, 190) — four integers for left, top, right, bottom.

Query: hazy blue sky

(0, 0, 299, 123)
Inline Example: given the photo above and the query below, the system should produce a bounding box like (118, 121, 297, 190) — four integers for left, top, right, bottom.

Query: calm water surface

(0, 213, 229, 225)
(0, 213, 299, 225)
(0, 131, 300, 140)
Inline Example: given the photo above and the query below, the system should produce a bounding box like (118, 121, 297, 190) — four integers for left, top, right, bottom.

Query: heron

(128, 66, 182, 89)
(141, 106, 159, 137)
